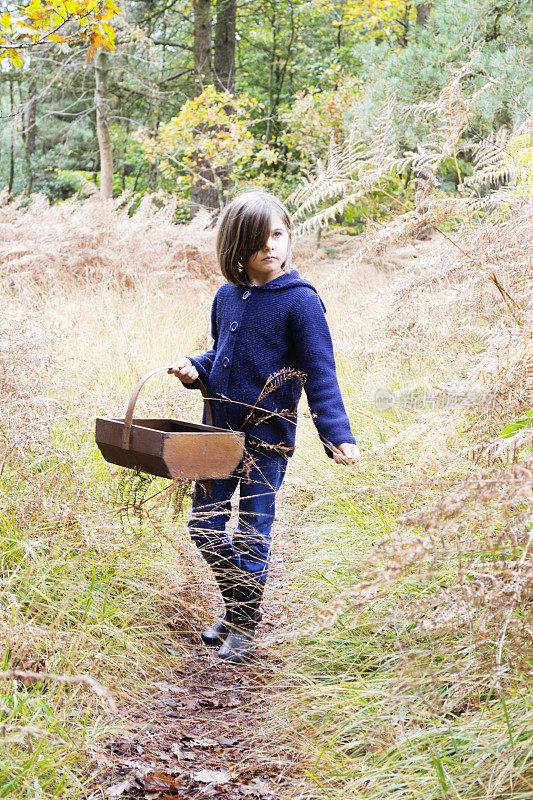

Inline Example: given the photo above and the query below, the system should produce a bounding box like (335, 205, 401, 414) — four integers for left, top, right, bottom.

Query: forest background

(1, 0, 531, 219)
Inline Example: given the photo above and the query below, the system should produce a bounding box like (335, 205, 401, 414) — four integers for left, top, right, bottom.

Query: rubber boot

(217, 577, 264, 664)
(202, 590, 262, 646)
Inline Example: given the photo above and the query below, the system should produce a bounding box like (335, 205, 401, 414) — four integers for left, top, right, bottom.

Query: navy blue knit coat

(186, 269, 357, 458)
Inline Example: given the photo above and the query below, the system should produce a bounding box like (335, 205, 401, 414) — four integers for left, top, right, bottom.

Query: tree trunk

(23, 74, 37, 195)
(416, 2, 433, 27)
(265, 0, 295, 144)
(213, 0, 236, 93)
(191, 0, 220, 216)
(213, 0, 236, 206)
(95, 48, 114, 199)
(193, 0, 212, 93)
(8, 74, 15, 195)
(266, 2, 277, 142)
(397, 1, 411, 47)
(146, 15, 162, 194)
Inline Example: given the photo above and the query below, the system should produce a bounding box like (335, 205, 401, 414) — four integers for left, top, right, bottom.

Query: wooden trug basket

(95, 366, 245, 480)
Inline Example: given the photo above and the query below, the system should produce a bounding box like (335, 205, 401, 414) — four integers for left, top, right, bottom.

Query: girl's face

(245, 212, 290, 285)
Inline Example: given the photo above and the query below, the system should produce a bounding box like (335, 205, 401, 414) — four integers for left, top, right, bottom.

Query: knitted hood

(242, 269, 325, 311)
(251, 268, 314, 291)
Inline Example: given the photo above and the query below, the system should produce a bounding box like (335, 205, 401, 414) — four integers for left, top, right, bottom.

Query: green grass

(0, 679, 89, 798)
(0, 278, 215, 798)
(277, 378, 533, 800)
(0, 422, 198, 798)
(285, 520, 533, 797)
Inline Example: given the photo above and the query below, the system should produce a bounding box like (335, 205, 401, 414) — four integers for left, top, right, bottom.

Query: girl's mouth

(263, 256, 276, 261)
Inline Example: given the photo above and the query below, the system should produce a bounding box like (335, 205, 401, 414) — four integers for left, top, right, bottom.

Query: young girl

(169, 190, 360, 664)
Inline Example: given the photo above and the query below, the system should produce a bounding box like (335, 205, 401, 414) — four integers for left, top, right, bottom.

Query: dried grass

(1, 81, 532, 795)
(0, 234, 225, 799)
(0, 189, 218, 286)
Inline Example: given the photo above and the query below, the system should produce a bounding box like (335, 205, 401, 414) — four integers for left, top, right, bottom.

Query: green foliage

(347, 0, 532, 148)
(0, 0, 531, 212)
(313, 0, 415, 41)
(500, 408, 533, 439)
(38, 170, 81, 202)
(0, 431, 187, 797)
(0, 0, 119, 65)
(280, 74, 361, 167)
(506, 130, 533, 189)
(134, 86, 256, 206)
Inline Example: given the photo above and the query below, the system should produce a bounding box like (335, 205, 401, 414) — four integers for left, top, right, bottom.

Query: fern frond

(468, 120, 532, 189)
(287, 90, 399, 234)
(290, 180, 356, 221)
(294, 191, 364, 236)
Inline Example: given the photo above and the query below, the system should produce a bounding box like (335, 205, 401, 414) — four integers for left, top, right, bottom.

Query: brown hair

(216, 190, 292, 285)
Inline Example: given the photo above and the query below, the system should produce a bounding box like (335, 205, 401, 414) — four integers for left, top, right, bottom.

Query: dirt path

(87, 487, 316, 800)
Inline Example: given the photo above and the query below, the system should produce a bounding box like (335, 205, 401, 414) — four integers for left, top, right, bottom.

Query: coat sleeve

(183, 291, 218, 389)
(290, 289, 357, 458)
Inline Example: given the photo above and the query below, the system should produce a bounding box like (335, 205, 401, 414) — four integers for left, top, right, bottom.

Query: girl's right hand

(168, 358, 199, 384)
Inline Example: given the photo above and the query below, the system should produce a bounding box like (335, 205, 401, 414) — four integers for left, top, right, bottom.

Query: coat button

(230, 321, 238, 332)
(222, 356, 230, 368)
(242, 290, 250, 300)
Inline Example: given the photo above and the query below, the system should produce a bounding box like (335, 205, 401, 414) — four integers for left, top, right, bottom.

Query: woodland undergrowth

(0, 59, 532, 797)
(0, 257, 222, 796)
(263, 63, 533, 800)
(268, 203, 533, 797)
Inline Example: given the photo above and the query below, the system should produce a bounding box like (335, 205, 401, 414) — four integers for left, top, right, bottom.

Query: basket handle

(121, 365, 213, 450)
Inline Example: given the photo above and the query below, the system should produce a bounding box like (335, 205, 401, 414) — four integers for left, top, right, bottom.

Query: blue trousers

(187, 448, 288, 585)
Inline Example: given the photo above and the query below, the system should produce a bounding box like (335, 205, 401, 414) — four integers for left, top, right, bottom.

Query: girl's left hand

(333, 442, 361, 465)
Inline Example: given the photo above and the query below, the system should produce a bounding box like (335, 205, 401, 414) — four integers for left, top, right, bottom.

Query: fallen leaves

(189, 737, 219, 747)
(104, 766, 243, 796)
(144, 771, 186, 791)
(91, 605, 310, 799)
(105, 779, 134, 797)
(243, 778, 278, 797)
(193, 768, 231, 785)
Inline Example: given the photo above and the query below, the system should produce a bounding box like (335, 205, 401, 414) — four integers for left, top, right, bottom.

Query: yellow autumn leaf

(85, 39, 97, 60)
(101, 21, 114, 39)
(50, 12, 67, 26)
(9, 48, 23, 67)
